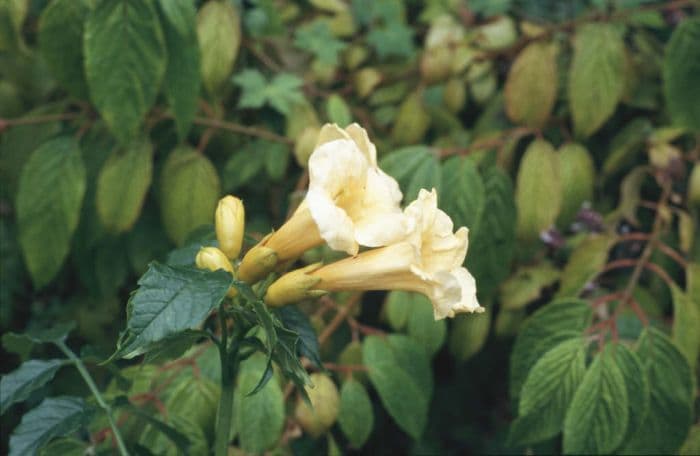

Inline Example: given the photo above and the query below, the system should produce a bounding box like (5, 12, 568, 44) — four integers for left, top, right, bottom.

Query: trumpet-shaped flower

(266, 189, 483, 319)
(239, 123, 409, 283)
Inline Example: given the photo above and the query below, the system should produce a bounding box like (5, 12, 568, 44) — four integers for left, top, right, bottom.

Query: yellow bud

(265, 263, 326, 307)
(215, 196, 245, 259)
(237, 241, 278, 283)
(195, 247, 236, 297)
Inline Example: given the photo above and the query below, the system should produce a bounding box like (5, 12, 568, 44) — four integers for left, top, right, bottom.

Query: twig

(322, 363, 368, 373)
(318, 293, 363, 345)
(191, 116, 293, 145)
(0, 113, 81, 131)
(616, 232, 688, 268)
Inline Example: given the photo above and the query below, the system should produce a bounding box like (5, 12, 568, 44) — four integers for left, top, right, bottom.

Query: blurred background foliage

(1, 0, 700, 454)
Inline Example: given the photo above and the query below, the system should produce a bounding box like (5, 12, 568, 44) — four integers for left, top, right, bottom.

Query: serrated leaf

(84, 0, 166, 142)
(160, 146, 220, 246)
(563, 344, 629, 454)
(38, 0, 89, 99)
(622, 328, 694, 454)
(158, 0, 201, 140)
(509, 338, 587, 445)
(499, 261, 560, 311)
(516, 138, 561, 241)
(380, 146, 432, 187)
(363, 335, 431, 439)
(197, 0, 240, 95)
(568, 23, 626, 137)
(440, 156, 485, 235)
(509, 298, 593, 401)
(165, 375, 219, 441)
(671, 282, 700, 370)
(367, 20, 414, 59)
(294, 20, 347, 65)
(9, 396, 91, 456)
(664, 18, 700, 132)
(0, 359, 65, 414)
(275, 306, 323, 368)
(505, 41, 558, 128)
(449, 307, 491, 362)
(557, 234, 615, 298)
(233, 69, 305, 115)
(338, 379, 374, 448)
(96, 139, 153, 233)
(114, 262, 232, 359)
(616, 343, 650, 449)
(16, 137, 86, 287)
(233, 354, 285, 453)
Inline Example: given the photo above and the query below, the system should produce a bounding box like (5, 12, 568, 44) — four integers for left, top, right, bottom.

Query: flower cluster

(199, 124, 482, 320)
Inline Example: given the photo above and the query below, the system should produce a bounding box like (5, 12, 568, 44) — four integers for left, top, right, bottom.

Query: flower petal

(345, 123, 377, 165)
(306, 188, 358, 255)
(430, 267, 482, 320)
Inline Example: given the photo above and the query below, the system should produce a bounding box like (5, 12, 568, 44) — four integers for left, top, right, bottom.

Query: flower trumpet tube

(265, 189, 483, 319)
(215, 195, 245, 260)
(195, 247, 237, 297)
(239, 123, 410, 283)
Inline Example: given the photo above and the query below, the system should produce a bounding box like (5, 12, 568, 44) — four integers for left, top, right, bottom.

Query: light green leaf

(158, 0, 201, 140)
(38, 0, 89, 99)
(363, 335, 431, 439)
(509, 338, 587, 445)
(509, 298, 592, 401)
(671, 282, 700, 370)
(615, 343, 650, 449)
(9, 396, 91, 456)
(165, 375, 220, 442)
(449, 308, 491, 362)
(499, 261, 560, 311)
(294, 20, 347, 65)
(264, 143, 289, 181)
(233, 69, 305, 115)
(338, 379, 374, 448)
(516, 138, 561, 241)
(563, 345, 629, 454)
(326, 94, 352, 127)
(84, 0, 166, 143)
(96, 139, 153, 233)
(622, 328, 694, 454)
(0, 359, 65, 414)
(681, 425, 700, 456)
(568, 23, 626, 137)
(557, 143, 595, 227)
(440, 156, 485, 236)
(160, 146, 220, 246)
(557, 234, 615, 298)
(197, 0, 240, 95)
(114, 262, 232, 359)
(664, 18, 700, 132)
(385, 292, 446, 357)
(16, 137, 86, 287)
(367, 21, 414, 59)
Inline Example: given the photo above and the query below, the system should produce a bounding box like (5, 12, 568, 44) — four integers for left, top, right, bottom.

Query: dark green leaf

(671, 283, 700, 370)
(38, 0, 89, 98)
(275, 306, 322, 368)
(9, 396, 92, 456)
(264, 143, 289, 181)
(16, 137, 86, 287)
(509, 298, 593, 401)
(563, 344, 629, 454)
(114, 262, 232, 359)
(556, 234, 615, 298)
(509, 338, 587, 445)
(664, 18, 700, 132)
(0, 359, 65, 414)
(440, 156, 485, 236)
(615, 343, 650, 449)
(338, 379, 374, 448)
(84, 0, 166, 142)
(158, 0, 201, 140)
(38, 437, 87, 456)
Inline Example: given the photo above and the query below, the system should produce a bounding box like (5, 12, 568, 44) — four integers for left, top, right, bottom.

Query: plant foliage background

(1, 0, 700, 454)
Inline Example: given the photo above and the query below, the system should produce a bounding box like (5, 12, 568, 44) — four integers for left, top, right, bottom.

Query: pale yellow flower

(195, 246, 237, 297)
(266, 189, 483, 319)
(215, 196, 245, 259)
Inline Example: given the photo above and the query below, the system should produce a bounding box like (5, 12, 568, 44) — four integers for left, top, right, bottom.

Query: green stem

(56, 341, 129, 456)
(214, 304, 235, 456)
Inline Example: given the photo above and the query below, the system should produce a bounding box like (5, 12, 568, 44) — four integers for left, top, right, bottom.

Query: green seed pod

(197, 0, 241, 95)
(295, 373, 341, 438)
(443, 78, 467, 113)
(557, 143, 595, 228)
(353, 67, 382, 99)
(391, 91, 431, 145)
(449, 307, 492, 362)
(420, 46, 453, 84)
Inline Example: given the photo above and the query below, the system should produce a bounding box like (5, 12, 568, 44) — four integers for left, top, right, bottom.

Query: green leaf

(556, 234, 615, 298)
(681, 425, 700, 456)
(622, 328, 694, 454)
(509, 338, 587, 445)
(467, 167, 516, 299)
(504, 41, 558, 128)
(326, 94, 352, 127)
(363, 335, 431, 439)
(563, 344, 629, 454)
(602, 118, 653, 176)
(275, 306, 323, 368)
(16, 137, 86, 287)
(114, 397, 191, 453)
(233, 354, 285, 453)
(9, 396, 92, 456)
(96, 139, 154, 233)
(197, 0, 240, 95)
(671, 282, 700, 370)
(165, 375, 219, 441)
(264, 143, 289, 181)
(509, 298, 593, 401)
(568, 23, 626, 137)
(499, 261, 560, 311)
(515, 138, 561, 241)
(664, 18, 700, 132)
(38, 0, 89, 99)
(448, 308, 492, 362)
(380, 146, 432, 191)
(294, 20, 347, 65)
(338, 379, 374, 448)
(440, 157, 485, 236)
(385, 292, 446, 357)
(158, 0, 201, 140)
(222, 143, 266, 191)
(114, 262, 232, 359)
(557, 142, 595, 227)
(38, 437, 87, 456)
(160, 146, 220, 246)
(233, 69, 305, 115)
(0, 359, 65, 414)
(84, 0, 166, 143)
(615, 343, 650, 449)
(366, 21, 414, 59)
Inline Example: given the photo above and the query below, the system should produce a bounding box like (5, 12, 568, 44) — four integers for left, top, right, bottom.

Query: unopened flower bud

(237, 239, 278, 283)
(195, 247, 237, 297)
(215, 196, 245, 259)
(265, 263, 326, 307)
